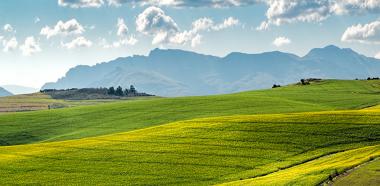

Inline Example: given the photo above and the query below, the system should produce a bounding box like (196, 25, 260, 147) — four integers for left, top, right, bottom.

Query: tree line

(107, 85, 139, 96)
(41, 85, 153, 97)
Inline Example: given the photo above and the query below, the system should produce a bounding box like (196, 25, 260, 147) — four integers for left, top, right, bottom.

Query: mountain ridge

(43, 45, 380, 96)
(0, 87, 13, 97)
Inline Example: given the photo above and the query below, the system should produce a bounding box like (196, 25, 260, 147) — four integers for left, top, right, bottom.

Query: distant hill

(42, 45, 380, 96)
(1, 85, 38, 95)
(41, 87, 154, 100)
(0, 87, 13, 97)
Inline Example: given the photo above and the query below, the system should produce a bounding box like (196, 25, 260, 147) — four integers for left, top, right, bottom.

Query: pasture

(0, 80, 379, 185)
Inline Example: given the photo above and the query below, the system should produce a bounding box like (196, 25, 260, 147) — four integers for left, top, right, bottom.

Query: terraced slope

(1, 80, 380, 146)
(0, 109, 379, 185)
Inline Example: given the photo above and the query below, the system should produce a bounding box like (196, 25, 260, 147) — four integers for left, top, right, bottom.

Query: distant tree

(272, 84, 281, 88)
(124, 88, 130, 95)
(300, 79, 310, 85)
(116, 86, 124, 96)
(108, 87, 115, 95)
(130, 85, 136, 94)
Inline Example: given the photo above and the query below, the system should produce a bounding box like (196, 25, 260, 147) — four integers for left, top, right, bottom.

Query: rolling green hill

(0, 109, 379, 185)
(1, 80, 380, 146)
(0, 79, 379, 185)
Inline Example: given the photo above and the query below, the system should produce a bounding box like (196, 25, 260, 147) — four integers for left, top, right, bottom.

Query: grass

(1, 79, 380, 185)
(1, 80, 380, 146)
(0, 93, 64, 112)
(0, 92, 144, 113)
(332, 158, 380, 186)
(0, 109, 379, 185)
(221, 145, 380, 186)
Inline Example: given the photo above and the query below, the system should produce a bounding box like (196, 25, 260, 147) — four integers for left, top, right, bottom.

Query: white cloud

(375, 51, 380, 59)
(191, 34, 202, 47)
(136, 6, 179, 44)
(169, 16, 239, 46)
(212, 17, 239, 31)
(101, 18, 138, 48)
(62, 36, 93, 49)
(332, 0, 380, 14)
(3, 24, 14, 32)
(273, 36, 291, 47)
(20, 36, 41, 56)
(258, 0, 380, 30)
(58, 0, 104, 8)
(258, 0, 332, 30)
(341, 20, 380, 44)
(40, 19, 85, 39)
(2, 37, 18, 52)
(192, 18, 214, 32)
(76, 0, 258, 8)
(117, 18, 128, 37)
(136, 6, 239, 47)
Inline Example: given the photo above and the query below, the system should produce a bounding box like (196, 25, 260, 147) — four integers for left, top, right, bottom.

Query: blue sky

(0, 0, 380, 88)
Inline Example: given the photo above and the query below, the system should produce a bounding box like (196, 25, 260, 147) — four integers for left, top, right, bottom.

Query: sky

(0, 0, 380, 88)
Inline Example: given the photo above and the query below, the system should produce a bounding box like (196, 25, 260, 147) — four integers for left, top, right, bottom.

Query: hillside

(43, 45, 380, 96)
(0, 87, 12, 97)
(0, 109, 378, 185)
(1, 80, 380, 146)
(0, 93, 144, 113)
(0, 80, 379, 185)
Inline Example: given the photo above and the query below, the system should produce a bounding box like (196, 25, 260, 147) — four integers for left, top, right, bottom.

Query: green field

(0, 80, 379, 185)
(0, 92, 144, 113)
(332, 158, 380, 186)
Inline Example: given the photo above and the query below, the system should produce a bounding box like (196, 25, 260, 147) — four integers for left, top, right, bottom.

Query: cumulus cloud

(191, 34, 202, 47)
(20, 36, 41, 56)
(2, 37, 18, 52)
(117, 18, 128, 37)
(136, 6, 239, 47)
(101, 18, 138, 48)
(40, 19, 85, 39)
(58, 0, 104, 8)
(3, 24, 14, 32)
(62, 36, 93, 49)
(332, 0, 380, 14)
(192, 18, 214, 32)
(212, 17, 239, 31)
(258, 0, 380, 30)
(61, 0, 257, 8)
(341, 20, 380, 44)
(171, 16, 239, 46)
(273, 36, 291, 47)
(136, 6, 179, 44)
(258, 0, 332, 30)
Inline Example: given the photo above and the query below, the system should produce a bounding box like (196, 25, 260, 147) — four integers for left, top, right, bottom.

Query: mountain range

(0, 87, 13, 97)
(43, 45, 380, 96)
(1, 85, 38, 95)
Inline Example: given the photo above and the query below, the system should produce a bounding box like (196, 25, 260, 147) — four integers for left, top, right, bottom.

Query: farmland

(0, 80, 379, 185)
